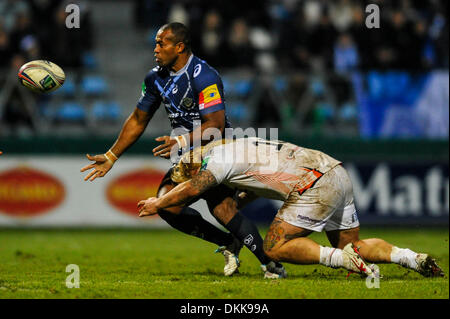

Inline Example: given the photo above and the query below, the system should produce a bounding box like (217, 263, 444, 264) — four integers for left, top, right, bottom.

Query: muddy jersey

(201, 137, 342, 201)
(136, 54, 231, 134)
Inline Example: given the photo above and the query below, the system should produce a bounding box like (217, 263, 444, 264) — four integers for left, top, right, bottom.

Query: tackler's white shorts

(275, 164, 360, 232)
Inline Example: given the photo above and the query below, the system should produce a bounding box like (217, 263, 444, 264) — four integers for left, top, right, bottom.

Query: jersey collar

(170, 54, 194, 76)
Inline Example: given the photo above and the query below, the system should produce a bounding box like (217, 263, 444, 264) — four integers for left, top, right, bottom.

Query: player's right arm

(81, 71, 161, 182)
(80, 108, 152, 181)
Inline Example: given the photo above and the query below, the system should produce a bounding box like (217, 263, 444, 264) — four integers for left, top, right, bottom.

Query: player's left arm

(153, 69, 227, 157)
(138, 169, 218, 217)
(152, 110, 225, 157)
(186, 109, 225, 146)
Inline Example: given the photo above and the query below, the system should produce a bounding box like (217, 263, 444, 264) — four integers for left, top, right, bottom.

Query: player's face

(154, 29, 180, 68)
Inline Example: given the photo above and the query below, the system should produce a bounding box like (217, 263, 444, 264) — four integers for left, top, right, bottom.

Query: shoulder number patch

(199, 84, 222, 110)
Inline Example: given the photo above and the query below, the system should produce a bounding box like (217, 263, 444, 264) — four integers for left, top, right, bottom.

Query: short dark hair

(161, 22, 192, 52)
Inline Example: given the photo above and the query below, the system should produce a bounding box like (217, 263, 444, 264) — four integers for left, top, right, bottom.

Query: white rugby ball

(18, 60, 65, 93)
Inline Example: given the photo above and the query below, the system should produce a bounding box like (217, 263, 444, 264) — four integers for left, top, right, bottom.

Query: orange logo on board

(106, 168, 165, 217)
(0, 167, 65, 217)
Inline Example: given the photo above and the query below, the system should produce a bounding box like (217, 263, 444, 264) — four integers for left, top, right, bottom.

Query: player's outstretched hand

(153, 136, 177, 159)
(80, 154, 114, 182)
(138, 197, 159, 217)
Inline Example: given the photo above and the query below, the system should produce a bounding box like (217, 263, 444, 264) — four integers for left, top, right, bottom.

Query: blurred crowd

(135, 0, 449, 72)
(0, 0, 448, 137)
(0, 0, 94, 134)
(0, 0, 93, 71)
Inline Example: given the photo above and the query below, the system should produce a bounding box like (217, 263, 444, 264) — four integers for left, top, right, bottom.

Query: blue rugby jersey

(137, 54, 231, 134)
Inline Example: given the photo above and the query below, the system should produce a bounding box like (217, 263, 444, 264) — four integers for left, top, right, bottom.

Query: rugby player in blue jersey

(81, 23, 286, 278)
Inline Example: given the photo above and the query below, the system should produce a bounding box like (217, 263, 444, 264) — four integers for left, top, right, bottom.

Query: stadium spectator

(0, 0, 30, 33)
(28, 0, 62, 57)
(329, 0, 354, 32)
(134, 0, 170, 30)
(131, 0, 448, 72)
(1, 0, 447, 136)
(223, 18, 256, 68)
(0, 54, 37, 134)
(48, 5, 84, 68)
(8, 11, 36, 54)
(0, 28, 13, 68)
(196, 10, 226, 68)
(308, 12, 338, 70)
(333, 33, 359, 73)
(167, 1, 189, 26)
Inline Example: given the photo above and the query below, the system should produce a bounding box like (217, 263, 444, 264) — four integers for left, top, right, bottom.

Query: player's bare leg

(326, 227, 394, 263)
(326, 227, 444, 277)
(263, 219, 318, 264)
(263, 218, 372, 276)
(209, 196, 287, 278)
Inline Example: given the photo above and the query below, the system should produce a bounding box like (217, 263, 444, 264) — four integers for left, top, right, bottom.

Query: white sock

(319, 246, 343, 268)
(390, 246, 418, 270)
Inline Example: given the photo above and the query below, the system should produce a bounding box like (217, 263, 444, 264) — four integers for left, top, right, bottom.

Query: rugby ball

(18, 60, 65, 93)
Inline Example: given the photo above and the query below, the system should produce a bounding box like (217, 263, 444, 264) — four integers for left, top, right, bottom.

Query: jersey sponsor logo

(193, 64, 202, 78)
(168, 111, 200, 119)
(0, 166, 65, 218)
(296, 214, 326, 225)
(199, 84, 222, 110)
(141, 81, 146, 97)
(244, 234, 254, 245)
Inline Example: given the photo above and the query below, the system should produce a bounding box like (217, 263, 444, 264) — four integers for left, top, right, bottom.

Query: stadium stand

(0, 0, 448, 138)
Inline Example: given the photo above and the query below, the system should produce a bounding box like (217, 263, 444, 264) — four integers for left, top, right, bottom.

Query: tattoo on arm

(190, 170, 218, 194)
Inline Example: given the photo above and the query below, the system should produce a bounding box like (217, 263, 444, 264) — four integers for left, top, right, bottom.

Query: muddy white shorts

(275, 164, 360, 232)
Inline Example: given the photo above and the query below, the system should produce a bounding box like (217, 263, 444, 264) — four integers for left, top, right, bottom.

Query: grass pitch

(0, 227, 448, 299)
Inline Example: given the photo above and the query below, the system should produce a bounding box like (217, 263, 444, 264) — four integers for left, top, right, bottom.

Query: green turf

(0, 227, 448, 299)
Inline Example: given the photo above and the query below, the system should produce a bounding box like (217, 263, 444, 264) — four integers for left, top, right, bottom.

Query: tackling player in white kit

(138, 137, 444, 278)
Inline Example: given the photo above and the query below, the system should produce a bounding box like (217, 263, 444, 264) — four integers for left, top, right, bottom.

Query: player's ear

(176, 42, 186, 54)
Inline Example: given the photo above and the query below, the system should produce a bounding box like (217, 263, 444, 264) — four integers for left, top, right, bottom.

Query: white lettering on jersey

(193, 64, 202, 78)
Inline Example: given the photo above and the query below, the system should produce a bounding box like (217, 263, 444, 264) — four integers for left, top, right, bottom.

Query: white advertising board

(0, 156, 219, 228)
